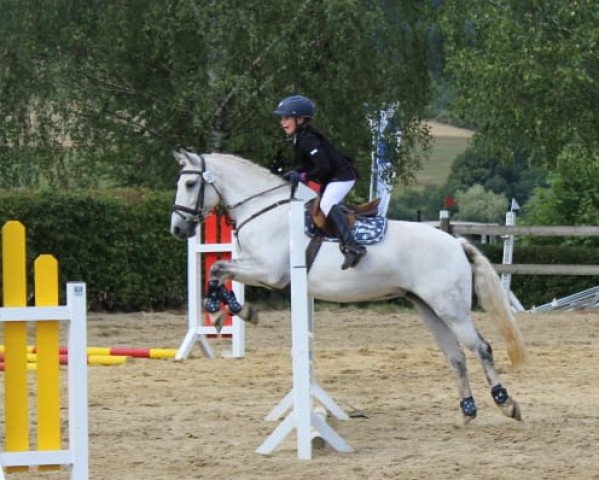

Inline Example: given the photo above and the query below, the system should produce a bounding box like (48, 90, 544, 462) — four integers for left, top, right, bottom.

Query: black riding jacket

(293, 124, 356, 191)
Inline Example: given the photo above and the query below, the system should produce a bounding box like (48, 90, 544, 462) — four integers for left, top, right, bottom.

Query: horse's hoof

(210, 261, 227, 278)
(491, 384, 522, 421)
(311, 435, 326, 450)
(211, 311, 226, 333)
(462, 414, 476, 426)
(460, 396, 477, 423)
(499, 398, 522, 421)
(203, 297, 222, 314)
(239, 304, 259, 324)
(460, 397, 477, 425)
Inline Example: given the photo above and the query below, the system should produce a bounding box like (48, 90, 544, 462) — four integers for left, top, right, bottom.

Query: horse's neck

(209, 155, 288, 223)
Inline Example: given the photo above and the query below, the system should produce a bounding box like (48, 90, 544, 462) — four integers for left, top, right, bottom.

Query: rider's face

(279, 116, 305, 135)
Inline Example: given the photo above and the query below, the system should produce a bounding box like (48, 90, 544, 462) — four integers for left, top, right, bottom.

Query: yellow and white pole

(35, 255, 61, 468)
(2, 221, 29, 471)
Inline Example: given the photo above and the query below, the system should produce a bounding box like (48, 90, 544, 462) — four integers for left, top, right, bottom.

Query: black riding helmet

(273, 95, 315, 118)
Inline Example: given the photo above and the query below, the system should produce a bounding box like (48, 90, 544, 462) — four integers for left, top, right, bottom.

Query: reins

(226, 184, 288, 210)
(234, 196, 291, 234)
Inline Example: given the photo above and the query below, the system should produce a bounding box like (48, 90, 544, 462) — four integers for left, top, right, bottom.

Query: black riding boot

(327, 205, 366, 270)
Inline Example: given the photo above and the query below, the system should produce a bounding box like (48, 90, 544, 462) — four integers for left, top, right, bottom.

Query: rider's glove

(282, 170, 307, 184)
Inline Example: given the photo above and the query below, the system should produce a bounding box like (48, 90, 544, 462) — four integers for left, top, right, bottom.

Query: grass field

(412, 121, 473, 189)
(413, 136, 472, 189)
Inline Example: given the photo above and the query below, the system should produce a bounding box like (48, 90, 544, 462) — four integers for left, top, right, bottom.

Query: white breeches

(320, 180, 356, 216)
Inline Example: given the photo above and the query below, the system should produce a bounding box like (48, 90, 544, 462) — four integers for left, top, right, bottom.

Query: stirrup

(341, 245, 366, 270)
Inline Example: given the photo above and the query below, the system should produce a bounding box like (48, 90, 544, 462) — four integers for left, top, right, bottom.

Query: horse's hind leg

(412, 299, 478, 423)
(448, 318, 522, 421)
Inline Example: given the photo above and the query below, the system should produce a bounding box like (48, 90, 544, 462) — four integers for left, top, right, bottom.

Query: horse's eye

(185, 179, 197, 188)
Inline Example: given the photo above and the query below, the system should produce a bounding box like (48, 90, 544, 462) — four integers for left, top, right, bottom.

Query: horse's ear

(173, 150, 186, 166)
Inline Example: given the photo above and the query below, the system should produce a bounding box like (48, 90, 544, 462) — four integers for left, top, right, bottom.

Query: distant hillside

(426, 121, 474, 139)
(413, 121, 474, 189)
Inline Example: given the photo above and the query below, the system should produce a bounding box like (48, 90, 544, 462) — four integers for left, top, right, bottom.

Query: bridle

(171, 152, 291, 232)
(171, 153, 218, 225)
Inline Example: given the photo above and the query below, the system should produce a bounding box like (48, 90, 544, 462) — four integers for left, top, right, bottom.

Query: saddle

(305, 197, 387, 271)
(308, 197, 380, 236)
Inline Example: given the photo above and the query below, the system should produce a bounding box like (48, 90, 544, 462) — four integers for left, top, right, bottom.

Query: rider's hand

(282, 170, 306, 184)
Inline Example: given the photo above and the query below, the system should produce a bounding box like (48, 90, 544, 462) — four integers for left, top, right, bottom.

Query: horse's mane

(206, 152, 281, 182)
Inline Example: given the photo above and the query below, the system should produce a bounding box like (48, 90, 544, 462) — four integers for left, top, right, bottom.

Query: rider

(273, 94, 366, 269)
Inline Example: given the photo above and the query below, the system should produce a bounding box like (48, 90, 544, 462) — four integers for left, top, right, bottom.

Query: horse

(170, 149, 527, 423)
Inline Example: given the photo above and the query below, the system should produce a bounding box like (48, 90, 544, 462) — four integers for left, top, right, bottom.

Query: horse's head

(170, 150, 221, 240)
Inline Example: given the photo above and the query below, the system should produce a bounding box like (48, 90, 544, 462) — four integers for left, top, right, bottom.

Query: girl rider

(274, 95, 366, 269)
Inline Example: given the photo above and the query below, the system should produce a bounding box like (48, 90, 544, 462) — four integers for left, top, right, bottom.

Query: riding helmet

(273, 95, 315, 118)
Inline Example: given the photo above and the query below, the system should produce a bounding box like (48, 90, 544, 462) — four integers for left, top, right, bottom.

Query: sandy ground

(2, 306, 599, 480)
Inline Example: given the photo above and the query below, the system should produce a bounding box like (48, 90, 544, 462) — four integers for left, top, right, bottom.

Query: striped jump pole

(256, 184, 352, 460)
(0, 220, 88, 479)
(0, 353, 128, 369)
(66, 347, 177, 359)
(177, 212, 245, 360)
(0, 346, 177, 365)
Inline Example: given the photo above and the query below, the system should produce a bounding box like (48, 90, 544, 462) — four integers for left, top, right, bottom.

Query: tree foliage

(446, 146, 547, 205)
(453, 184, 507, 223)
(439, 0, 599, 168)
(1, 0, 434, 192)
(387, 184, 446, 221)
(522, 144, 599, 244)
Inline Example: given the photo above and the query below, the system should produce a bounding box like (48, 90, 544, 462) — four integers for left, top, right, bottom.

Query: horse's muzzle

(170, 213, 198, 240)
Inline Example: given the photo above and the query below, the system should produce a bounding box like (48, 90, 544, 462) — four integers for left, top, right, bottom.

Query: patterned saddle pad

(304, 208, 388, 246)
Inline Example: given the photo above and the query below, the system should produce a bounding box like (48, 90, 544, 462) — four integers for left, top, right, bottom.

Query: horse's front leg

(202, 279, 228, 333)
(204, 259, 260, 331)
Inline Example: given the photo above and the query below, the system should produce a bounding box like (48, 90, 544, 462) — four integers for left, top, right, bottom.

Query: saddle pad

(304, 209, 388, 246)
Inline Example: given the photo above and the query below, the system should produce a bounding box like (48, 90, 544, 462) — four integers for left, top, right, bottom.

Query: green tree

(446, 146, 547, 204)
(522, 144, 599, 245)
(387, 184, 446, 221)
(438, 0, 599, 168)
(1, 0, 434, 192)
(453, 184, 507, 223)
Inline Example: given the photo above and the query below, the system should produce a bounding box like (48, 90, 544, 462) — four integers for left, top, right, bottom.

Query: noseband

(171, 152, 290, 231)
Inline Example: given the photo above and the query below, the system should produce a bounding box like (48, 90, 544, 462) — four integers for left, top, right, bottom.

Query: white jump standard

(0, 282, 88, 480)
(256, 185, 352, 459)
(176, 219, 245, 360)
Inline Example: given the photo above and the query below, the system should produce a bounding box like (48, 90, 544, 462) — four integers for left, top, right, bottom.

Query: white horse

(170, 149, 527, 422)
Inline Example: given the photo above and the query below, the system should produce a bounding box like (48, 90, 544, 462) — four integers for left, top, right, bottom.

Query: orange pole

(203, 213, 218, 331)
(220, 215, 234, 331)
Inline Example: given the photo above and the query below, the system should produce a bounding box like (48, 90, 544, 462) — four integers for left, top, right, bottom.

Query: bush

(454, 184, 507, 223)
(521, 144, 599, 247)
(477, 243, 599, 308)
(0, 190, 187, 310)
(387, 185, 446, 221)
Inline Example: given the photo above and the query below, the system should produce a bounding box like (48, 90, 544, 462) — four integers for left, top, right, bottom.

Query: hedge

(1, 190, 596, 311)
(0, 189, 187, 311)
(477, 243, 599, 308)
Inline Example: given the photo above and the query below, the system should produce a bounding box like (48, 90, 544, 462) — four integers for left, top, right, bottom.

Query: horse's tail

(459, 238, 528, 367)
